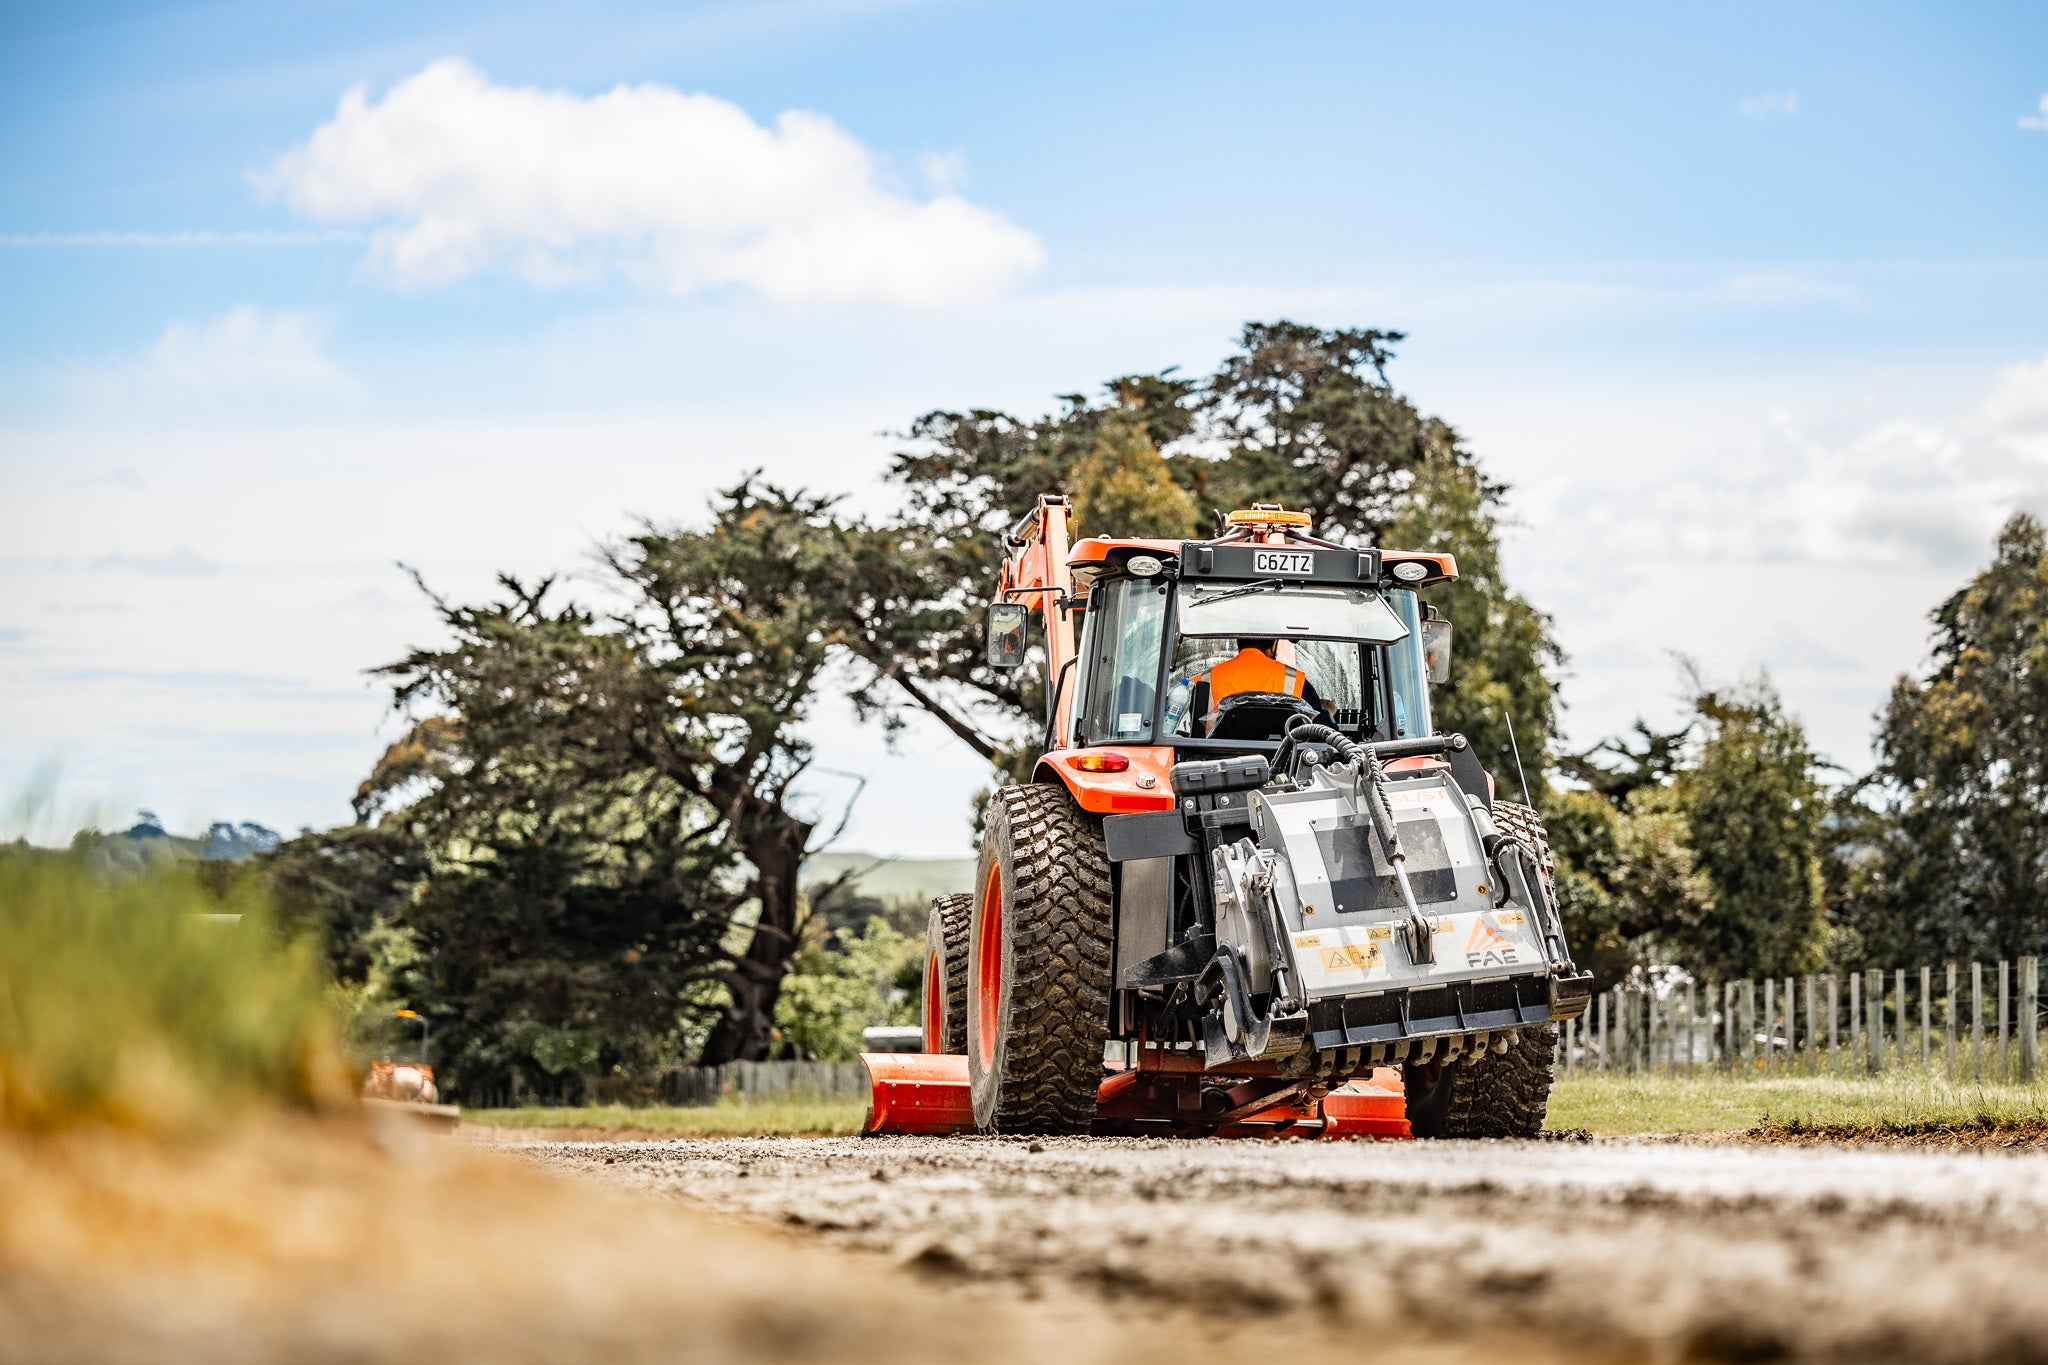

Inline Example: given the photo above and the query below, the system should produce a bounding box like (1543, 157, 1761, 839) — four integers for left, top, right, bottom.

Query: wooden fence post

(1648, 984, 1661, 1073)
(1686, 979, 1698, 1069)
(1999, 960, 2010, 1080)
(1849, 972, 1862, 1070)
(1740, 980, 1757, 1069)
(1828, 975, 1839, 1070)
(1762, 978, 1775, 1073)
(1946, 963, 1958, 1075)
(1920, 965, 1932, 1071)
(1896, 968, 1908, 1071)
(1866, 969, 1884, 1075)
(1721, 981, 1733, 1070)
(2021, 957, 2039, 1082)
(1972, 962, 1984, 1082)
(1596, 991, 1607, 1074)
(1805, 976, 1818, 1072)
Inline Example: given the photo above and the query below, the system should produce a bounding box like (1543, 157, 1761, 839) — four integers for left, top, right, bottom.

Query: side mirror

(1421, 619, 1452, 685)
(986, 602, 1029, 670)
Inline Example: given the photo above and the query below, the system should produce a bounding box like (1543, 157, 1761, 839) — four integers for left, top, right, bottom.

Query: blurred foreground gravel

(520, 1134, 2048, 1364)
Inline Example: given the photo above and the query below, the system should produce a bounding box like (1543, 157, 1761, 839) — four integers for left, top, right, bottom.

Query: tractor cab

(987, 501, 1466, 813)
(1065, 534, 1449, 754)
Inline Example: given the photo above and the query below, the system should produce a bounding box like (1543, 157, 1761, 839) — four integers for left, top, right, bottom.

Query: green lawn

(1549, 1070, 2048, 1135)
(463, 1093, 870, 1136)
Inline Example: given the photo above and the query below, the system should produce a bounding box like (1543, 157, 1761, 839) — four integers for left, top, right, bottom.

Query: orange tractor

(863, 498, 1591, 1138)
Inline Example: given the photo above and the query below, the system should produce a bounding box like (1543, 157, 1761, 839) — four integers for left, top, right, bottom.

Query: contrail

(0, 229, 365, 247)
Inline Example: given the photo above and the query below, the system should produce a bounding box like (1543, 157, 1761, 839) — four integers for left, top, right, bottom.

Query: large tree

(294, 480, 900, 1085)
(1679, 674, 1828, 979)
(602, 480, 890, 1062)
(1850, 513, 2048, 965)
(344, 576, 741, 1097)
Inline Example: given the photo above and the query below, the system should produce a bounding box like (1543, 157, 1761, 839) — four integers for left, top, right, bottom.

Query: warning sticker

(1319, 943, 1383, 972)
(1497, 911, 1525, 926)
(1293, 934, 1323, 949)
(1464, 917, 1521, 968)
(1366, 925, 1393, 941)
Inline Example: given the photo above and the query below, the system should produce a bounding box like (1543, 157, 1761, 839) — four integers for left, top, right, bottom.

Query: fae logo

(1465, 918, 1520, 968)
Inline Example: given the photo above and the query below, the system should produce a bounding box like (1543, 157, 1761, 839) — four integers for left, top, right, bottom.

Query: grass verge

(463, 1093, 870, 1137)
(0, 846, 351, 1134)
(1550, 1070, 2048, 1137)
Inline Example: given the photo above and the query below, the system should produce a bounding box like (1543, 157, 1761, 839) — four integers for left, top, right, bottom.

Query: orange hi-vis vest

(1203, 648, 1303, 731)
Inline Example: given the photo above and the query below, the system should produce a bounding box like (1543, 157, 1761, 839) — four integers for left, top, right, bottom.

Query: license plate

(1252, 550, 1315, 576)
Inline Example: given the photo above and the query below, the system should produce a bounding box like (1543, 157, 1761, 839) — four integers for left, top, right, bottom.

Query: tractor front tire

(1491, 800, 1558, 902)
(966, 783, 1113, 1135)
(1405, 800, 1560, 1138)
(1403, 1024, 1558, 1138)
(922, 894, 971, 1054)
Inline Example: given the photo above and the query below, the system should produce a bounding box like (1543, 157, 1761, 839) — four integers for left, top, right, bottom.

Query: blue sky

(3, 2, 2046, 852)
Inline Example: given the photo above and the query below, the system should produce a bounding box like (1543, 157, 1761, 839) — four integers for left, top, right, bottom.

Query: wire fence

(1557, 956, 2042, 1080)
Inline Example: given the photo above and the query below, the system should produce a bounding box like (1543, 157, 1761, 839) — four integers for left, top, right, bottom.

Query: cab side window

(1081, 577, 1168, 744)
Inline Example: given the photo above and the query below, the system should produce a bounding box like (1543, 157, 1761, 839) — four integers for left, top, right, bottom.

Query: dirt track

(521, 1134, 2048, 1364)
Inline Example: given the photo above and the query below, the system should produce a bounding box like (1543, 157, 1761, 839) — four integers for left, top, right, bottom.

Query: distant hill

(53, 811, 284, 879)
(801, 851, 975, 907)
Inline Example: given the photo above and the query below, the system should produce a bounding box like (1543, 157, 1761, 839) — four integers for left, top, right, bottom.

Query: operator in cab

(1188, 637, 1332, 736)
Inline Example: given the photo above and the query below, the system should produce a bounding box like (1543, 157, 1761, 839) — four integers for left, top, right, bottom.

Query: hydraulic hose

(1276, 718, 1436, 965)
(1268, 719, 1362, 780)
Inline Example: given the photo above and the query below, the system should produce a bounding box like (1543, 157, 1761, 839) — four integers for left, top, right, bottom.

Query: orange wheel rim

(923, 948, 943, 1051)
(974, 862, 1004, 1073)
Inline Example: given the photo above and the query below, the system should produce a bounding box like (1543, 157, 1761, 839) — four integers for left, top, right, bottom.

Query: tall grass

(0, 847, 353, 1134)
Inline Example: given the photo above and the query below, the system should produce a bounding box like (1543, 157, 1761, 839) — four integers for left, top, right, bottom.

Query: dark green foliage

(1848, 514, 2048, 965)
(265, 824, 418, 987)
(1548, 672, 1823, 985)
(1381, 457, 1560, 788)
(1560, 721, 1692, 809)
(1191, 322, 1428, 538)
(1676, 676, 1827, 979)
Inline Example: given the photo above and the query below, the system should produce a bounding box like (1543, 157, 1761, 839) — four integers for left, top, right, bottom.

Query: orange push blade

(860, 1052, 975, 1136)
(1319, 1069, 1410, 1139)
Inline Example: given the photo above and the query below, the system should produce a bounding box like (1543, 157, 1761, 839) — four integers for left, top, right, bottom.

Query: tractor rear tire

(923, 894, 971, 1054)
(1404, 800, 1560, 1138)
(966, 783, 1113, 1135)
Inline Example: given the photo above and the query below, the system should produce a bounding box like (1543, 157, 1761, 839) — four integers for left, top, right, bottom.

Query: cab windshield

(1073, 575, 1435, 748)
(1176, 581, 1410, 643)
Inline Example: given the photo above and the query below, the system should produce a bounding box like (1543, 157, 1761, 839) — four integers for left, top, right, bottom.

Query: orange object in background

(361, 1060, 438, 1105)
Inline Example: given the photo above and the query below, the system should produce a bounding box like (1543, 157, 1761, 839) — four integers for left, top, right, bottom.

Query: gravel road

(517, 1134, 2048, 1364)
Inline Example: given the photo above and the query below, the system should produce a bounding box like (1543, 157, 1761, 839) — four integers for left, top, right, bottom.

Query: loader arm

(998, 494, 1080, 744)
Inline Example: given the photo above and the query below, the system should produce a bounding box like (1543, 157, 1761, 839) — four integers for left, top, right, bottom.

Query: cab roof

(1068, 533, 1458, 586)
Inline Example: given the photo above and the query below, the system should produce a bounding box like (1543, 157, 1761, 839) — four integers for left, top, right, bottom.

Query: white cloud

(84, 548, 221, 577)
(1736, 92, 1799, 120)
(2021, 94, 2048, 131)
(51, 307, 354, 415)
(137, 307, 351, 394)
(1533, 352, 2048, 575)
(259, 58, 1044, 308)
